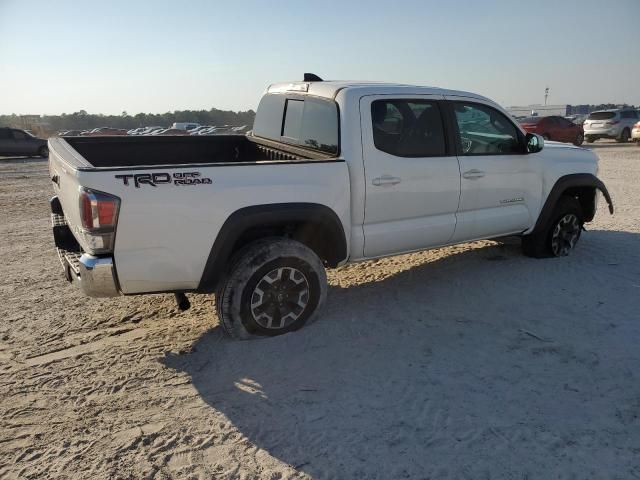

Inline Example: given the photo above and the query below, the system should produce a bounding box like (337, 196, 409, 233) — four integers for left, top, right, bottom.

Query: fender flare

(197, 203, 347, 293)
(532, 173, 613, 236)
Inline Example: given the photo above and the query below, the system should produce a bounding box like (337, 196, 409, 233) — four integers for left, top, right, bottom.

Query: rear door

(446, 97, 540, 241)
(360, 95, 461, 258)
(10, 130, 33, 155)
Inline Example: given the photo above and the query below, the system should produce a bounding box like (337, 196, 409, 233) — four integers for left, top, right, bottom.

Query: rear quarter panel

(77, 162, 351, 294)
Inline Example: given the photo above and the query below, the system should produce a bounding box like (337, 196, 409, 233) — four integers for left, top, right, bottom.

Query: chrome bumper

(57, 249, 120, 297)
(51, 196, 120, 297)
(78, 254, 120, 297)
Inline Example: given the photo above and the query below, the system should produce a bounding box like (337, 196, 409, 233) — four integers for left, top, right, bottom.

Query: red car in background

(519, 116, 584, 146)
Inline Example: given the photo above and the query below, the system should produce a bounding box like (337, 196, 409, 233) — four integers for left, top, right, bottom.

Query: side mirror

(526, 132, 544, 153)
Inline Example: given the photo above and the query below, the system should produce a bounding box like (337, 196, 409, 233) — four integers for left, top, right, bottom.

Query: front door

(446, 98, 540, 242)
(360, 95, 461, 258)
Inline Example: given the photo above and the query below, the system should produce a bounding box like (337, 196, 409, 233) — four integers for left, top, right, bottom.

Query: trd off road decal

(115, 172, 212, 188)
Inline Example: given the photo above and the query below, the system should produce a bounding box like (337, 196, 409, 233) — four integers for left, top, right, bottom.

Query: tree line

(0, 108, 256, 133)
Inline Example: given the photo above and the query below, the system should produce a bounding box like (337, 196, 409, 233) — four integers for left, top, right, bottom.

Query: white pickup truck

(49, 76, 613, 339)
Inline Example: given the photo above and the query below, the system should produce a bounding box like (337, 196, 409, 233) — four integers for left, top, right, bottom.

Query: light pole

(544, 87, 550, 106)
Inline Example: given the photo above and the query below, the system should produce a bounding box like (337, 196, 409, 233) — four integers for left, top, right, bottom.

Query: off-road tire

(215, 238, 327, 339)
(616, 129, 630, 143)
(522, 196, 584, 258)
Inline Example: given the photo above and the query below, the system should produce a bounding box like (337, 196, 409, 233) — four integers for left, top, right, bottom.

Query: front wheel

(573, 132, 584, 146)
(522, 196, 584, 258)
(215, 238, 327, 339)
(585, 136, 595, 143)
(38, 146, 48, 158)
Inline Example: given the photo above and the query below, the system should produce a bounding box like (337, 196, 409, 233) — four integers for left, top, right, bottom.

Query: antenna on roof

(303, 73, 323, 82)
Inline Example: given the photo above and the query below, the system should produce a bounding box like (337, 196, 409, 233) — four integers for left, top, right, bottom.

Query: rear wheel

(573, 132, 584, 146)
(215, 238, 327, 339)
(616, 129, 630, 143)
(38, 146, 48, 158)
(522, 196, 584, 258)
(585, 136, 595, 143)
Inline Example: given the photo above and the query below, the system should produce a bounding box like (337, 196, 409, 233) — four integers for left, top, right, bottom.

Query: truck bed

(61, 135, 333, 169)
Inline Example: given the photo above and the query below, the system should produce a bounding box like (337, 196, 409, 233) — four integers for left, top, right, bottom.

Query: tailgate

(48, 138, 92, 250)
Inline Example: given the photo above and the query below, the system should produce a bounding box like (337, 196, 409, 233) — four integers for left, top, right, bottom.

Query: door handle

(372, 175, 401, 186)
(462, 169, 485, 179)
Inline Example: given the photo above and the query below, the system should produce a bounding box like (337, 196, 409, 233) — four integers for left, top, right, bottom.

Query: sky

(0, 0, 638, 115)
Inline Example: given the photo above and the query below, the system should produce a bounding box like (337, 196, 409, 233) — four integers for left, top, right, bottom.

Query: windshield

(588, 111, 616, 120)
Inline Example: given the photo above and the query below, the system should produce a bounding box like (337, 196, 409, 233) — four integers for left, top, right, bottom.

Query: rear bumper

(51, 196, 120, 297)
(57, 249, 120, 297)
(584, 127, 620, 138)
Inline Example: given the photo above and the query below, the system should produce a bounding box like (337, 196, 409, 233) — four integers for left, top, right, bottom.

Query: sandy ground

(0, 142, 639, 479)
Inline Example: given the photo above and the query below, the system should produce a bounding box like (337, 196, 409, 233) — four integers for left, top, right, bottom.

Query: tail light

(78, 187, 120, 254)
(634, 122, 640, 128)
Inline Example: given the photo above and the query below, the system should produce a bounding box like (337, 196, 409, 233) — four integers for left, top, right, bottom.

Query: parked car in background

(171, 122, 200, 131)
(82, 127, 128, 136)
(127, 127, 149, 135)
(0, 127, 48, 157)
(60, 130, 82, 136)
(187, 126, 213, 135)
(632, 121, 640, 144)
(191, 126, 219, 135)
(519, 116, 584, 146)
(138, 127, 165, 135)
(150, 128, 190, 135)
(583, 109, 639, 143)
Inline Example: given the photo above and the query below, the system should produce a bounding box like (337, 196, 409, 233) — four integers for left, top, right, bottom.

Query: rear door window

(11, 130, 29, 140)
(556, 117, 573, 127)
(371, 100, 446, 157)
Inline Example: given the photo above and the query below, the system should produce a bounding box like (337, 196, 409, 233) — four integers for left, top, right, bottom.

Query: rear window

(253, 94, 339, 155)
(519, 117, 544, 124)
(588, 111, 616, 120)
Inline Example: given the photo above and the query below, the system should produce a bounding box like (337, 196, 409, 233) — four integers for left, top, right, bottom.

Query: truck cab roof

(267, 80, 491, 103)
